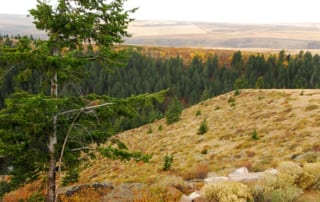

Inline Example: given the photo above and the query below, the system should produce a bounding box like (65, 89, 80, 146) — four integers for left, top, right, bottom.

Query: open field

(126, 21, 320, 50)
(2, 14, 320, 51)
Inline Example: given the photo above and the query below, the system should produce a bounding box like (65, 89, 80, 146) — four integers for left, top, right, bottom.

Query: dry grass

(6, 89, 320, 200)
(78, 89, 320, 185)
(2, 179, 46, 201)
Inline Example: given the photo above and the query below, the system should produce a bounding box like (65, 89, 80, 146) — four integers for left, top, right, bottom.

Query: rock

(59, 182, 113, 197)
(189, 191, 201, 199)
(180, 194, 192, 202)
(103, 183, 147, 202)
(227, 167, 265, 182)
(265, 168, 279, 175)
(206, 172, 219, 178)
(228, 172, 264, 182)
(180, 191, 202, 202)
(229, 167, 249, 175)
(165, 185, 184, 202)
(58, 182, 149, 202)
(204, 167, 279, 184)
(204, 176, 228, 184)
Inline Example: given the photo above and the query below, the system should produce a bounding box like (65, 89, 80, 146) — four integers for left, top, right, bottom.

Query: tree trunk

(47, 151, 56, 202)
(47, 68, 58, 202)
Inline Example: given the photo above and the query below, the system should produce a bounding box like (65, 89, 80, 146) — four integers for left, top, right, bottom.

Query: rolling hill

(2, 14, 320, 50)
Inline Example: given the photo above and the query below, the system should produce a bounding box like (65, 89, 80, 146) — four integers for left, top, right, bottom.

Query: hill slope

(79, 89, 320, 184)
(4, 89, 320, 201)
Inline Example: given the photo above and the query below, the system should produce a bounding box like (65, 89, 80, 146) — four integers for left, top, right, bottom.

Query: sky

(1, 0, 320, 23)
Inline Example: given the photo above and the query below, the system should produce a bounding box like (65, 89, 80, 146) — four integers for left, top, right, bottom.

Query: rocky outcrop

(205, 167, 278, 184)
(58, 182, 148, 202)
(102, 183, 148, 202)
(180, 191, 203, 202)
(58, 182, 113, 198)
(180, 167, 279, 202)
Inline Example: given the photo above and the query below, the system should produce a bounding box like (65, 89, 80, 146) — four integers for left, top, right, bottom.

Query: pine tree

(0, 1, 167, 202)
(165, 97, 183, 125)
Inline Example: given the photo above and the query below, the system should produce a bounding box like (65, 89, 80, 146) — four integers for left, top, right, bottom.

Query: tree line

(80, 49, 320, 105)
(2, 36, 320, 143)
(3, 37, 320, 108)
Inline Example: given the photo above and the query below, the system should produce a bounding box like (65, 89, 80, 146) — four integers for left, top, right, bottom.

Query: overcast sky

(1, 0, 320, 23)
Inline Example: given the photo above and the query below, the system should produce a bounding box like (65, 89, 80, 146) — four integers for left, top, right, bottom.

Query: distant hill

(126, 21, 320, 50)
(0, 14, 46, 38)
(2, 14, 320, 50)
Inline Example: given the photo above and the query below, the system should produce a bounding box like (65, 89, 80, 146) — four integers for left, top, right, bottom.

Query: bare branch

(70, 147, 97, 152)
(57, 102, 114, 116)
(57, 110, 81, 183)
(57, 101, 113, 183)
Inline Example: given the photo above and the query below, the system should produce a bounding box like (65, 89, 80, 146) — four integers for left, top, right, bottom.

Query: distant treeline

(2, 36, 320, 130)
(80, 49, 320, 105)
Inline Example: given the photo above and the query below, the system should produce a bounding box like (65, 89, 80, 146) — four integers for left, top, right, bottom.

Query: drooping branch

(56, 100, 115, 195)
(57, 111, 82, 179)
(57, 102, 114, 116)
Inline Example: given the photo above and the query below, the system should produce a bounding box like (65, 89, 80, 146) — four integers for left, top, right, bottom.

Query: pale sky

(1, 0, 320, 23)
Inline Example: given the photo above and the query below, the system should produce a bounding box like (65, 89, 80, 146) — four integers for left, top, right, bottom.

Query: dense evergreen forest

(2, 35, 320, 131)
(87, 48, 320, 102)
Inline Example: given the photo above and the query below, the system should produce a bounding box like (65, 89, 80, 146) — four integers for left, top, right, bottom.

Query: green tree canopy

(0, 1, 167, 202)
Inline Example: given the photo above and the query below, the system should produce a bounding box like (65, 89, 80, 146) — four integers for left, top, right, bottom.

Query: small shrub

(165, 97, 183, 125)
(197, 119, 208, 135)
(251, 129, 259, 140)
(313, 144, 320, 152)
(201, 181, 252, 202)
(0, 181, 11, 198)
(277, 161, 304, 186)
(234, 88, 241, 96)
(245, 150, 256, 157)
(151, 175, 185, 202)
(305, 104, 319, 111)
(276, 161, 319, 190)
(201, 145, 210, 155)
(163, 155, 174, 171)
(303, 162, 320, 190)
(100, 147, 151, 163)
(251, 172, 303, 202)
(183, 162, 210, 180)
(228, 96, 236, 107)
(228, 96, 236, 103)
(147, 127, 152, 134)
(62, 168, 79, 186)
(158, 125, 163, 131)
(196, 109, 201, 116)
(27, 192, 45, 202)
(214, 106, 220, 110)
(300, 90, 304, 96)
(133, 187, 159, 202)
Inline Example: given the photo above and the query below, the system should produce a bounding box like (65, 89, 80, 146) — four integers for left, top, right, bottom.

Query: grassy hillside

(78, 89, 320, 184)
(3, 89, 320, 201)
